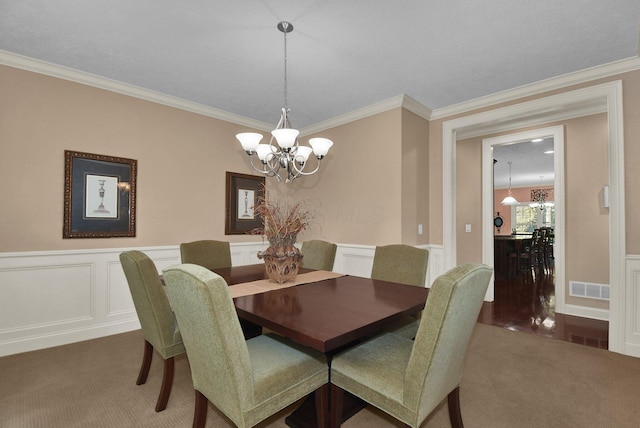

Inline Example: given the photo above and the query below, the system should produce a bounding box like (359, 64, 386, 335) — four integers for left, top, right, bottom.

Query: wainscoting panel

(0, 243, 266, 357)
(5, 243, 623, 357)
(334, 245, 377, 278)
(106, 259, 135, 317)
(625, 256, 640, 357)
(0, 262, 94, 332)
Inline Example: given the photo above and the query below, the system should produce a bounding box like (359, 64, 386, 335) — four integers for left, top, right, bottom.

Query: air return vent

(569, 281, 610, 300)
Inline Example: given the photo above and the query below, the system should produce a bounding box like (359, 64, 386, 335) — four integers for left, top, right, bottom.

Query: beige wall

(0, 65, 263, 251)
(401, 109, 430, 244)
(1, 65, 422, 251)
(455, 137, 482, 264)
(2, 62, 638, 270)
(271, 109, 407, 246)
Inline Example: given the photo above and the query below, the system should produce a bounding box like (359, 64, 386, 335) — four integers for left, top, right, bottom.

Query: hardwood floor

(477, 262, 609, 349)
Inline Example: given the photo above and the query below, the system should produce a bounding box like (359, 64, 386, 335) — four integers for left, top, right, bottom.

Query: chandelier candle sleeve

(236, 133, 263, 152)
(235, 21, 333, 183)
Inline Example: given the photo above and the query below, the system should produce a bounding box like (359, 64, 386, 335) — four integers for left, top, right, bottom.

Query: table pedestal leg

(285, 391, 365, 428)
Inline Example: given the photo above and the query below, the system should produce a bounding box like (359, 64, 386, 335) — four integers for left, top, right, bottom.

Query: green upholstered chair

(371, 244, 429, 339)
(371, 244, 429, 286)
(179, 239, 232, 270)
(330, 263, 493, 428)
(180, 239, 262, 339)
(119, 250, 185, 412)
(301, 240, 337, 271)
(162, 263, 329, 428)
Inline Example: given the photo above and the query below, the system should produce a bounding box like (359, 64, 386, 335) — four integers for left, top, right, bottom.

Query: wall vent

(569, 281, 610, 300)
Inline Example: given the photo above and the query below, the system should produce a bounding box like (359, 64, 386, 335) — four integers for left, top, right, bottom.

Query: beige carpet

(1, 324, 639, 427)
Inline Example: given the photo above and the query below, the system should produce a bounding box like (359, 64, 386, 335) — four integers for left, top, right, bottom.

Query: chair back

(301, 240, 337, 271)
(371, 244, 429, 286)
(163, 264, 253, 420)
(180, 240, 232, 270)
(119, 251, 184, 358)
(405, 263, 492, 421)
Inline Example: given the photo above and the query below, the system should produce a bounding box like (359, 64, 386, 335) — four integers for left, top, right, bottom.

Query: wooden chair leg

(315, 384, 329, 428)
(330, 384, 344, 428)
(447, 386, 464, 428)
(136, 340, 153, 385)
(193, 390, 208, 428)
(155, 356, 175, 412)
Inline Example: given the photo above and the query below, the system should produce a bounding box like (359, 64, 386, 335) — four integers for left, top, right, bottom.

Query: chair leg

(155, 357, 175, 412)
(447, 386, 464, 428)
(193, 390, 208, 428)
(330, 384, 344, 428)
(136, 340, 153, 385)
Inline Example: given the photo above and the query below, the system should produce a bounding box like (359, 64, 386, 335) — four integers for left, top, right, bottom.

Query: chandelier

(530, 177, 554, 211)
(236, 21, 333, 183)
(501, 161, 519, 205)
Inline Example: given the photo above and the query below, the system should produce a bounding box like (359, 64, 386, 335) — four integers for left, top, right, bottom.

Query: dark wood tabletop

(225, 266, 430, 353)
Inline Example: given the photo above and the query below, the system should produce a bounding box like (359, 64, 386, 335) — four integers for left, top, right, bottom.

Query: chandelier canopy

(236, 21, 333, 183)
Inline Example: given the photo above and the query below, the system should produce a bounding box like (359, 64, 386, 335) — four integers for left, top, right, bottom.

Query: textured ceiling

(1, 1, 638, 187)
(493, 139, 555, 189)
(1, 0, 638, 130)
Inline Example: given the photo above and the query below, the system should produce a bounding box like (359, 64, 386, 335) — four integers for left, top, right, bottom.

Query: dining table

(211, 263, 431, 428)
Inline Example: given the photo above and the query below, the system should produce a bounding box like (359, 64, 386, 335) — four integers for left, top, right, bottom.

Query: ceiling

(1, 1, 638, 186)
(493, 138, 555, 189)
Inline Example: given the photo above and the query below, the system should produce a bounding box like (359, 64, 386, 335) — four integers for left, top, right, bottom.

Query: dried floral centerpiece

(253, 193, 313, 283)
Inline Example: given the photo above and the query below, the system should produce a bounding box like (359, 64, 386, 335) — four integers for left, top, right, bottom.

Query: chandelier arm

(291, 157, 322, 177)
(248, 156, 282, 181)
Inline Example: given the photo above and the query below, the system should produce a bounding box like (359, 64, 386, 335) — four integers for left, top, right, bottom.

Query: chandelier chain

(283, 23, 288, 110)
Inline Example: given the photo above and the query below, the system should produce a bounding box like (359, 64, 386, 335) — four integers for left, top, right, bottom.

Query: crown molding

(431, 56, 640, 120)
(0, 50, 273, 132)
(3, 49, 638, 133)
(302, 95, 403, 135)
(302, 94, 432, 135)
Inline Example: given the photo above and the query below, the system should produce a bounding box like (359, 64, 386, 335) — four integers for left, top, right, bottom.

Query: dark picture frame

(225, 171, 265, 235)
(63, 150, 137, 238)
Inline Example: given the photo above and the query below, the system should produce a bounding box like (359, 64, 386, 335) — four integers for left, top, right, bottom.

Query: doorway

(442, 81, 626, 354)
(482, 126, 565, 312)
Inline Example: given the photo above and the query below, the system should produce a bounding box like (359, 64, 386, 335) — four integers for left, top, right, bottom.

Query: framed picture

(225, 172, 265, 235)
(63, 150, 137, 238)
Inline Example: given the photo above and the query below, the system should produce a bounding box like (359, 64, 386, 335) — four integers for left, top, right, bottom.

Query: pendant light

(501, 161, 519, 205)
